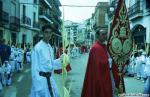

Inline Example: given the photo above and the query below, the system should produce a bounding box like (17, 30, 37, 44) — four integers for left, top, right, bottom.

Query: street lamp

(110, 6, 114, 12)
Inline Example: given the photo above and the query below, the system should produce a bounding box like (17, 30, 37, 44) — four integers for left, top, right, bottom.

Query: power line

(19, 3, 99, 7)
(60, 5, 98, 7)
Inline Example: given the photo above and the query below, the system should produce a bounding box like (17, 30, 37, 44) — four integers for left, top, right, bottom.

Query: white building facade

(126, 0, 150, 49)
(19, 0, 40, 48)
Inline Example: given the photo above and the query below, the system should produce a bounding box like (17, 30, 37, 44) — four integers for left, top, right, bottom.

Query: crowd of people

(0, 35, 89, 94)
(125, 49, 150, 94)
(0, 39, 31, 91)
(69, 44, 88, 58)
(0, 26, 149, 96)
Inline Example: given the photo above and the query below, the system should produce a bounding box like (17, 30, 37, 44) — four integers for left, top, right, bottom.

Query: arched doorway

(132, 24, 146, 50)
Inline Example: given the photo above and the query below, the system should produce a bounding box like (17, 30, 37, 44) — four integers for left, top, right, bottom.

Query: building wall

(127, 0, 150, 43)
(19, 0, 39, 46)
(3, 29, 11, 44)
(130, 16, 150, 43)
(94, 2, 109, 31)
(0, 0, 20, 44)
(39, 0, 62, 47)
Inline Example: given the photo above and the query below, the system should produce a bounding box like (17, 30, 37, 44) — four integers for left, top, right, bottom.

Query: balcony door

(11, 33, 16, 45)
(0, 1, 2, 11)
(23, 5, 26, 17)
(0, 30, 3, 38)
(132, 24, 146, 49)
(22, 34, 26, 49)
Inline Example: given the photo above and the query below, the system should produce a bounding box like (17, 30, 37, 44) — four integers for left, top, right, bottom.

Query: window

(34, 0, 37, 4)
(11, 33, 16, 44)
(146, 0, 150, 9)
(0, 30, 3, 38)
(0, 1, 2, 11)
(23, 5, 26, 16)
(33, 12, 36, 22)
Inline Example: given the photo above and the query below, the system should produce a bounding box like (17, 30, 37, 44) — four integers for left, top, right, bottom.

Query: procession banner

(107, 0, 133, 93)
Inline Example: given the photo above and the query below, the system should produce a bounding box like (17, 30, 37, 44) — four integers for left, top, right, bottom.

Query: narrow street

(0, 64, 31, 97)
(0, 53, 145, 97)
(55, 53, 145, 97)
(0, 0, 149, 97)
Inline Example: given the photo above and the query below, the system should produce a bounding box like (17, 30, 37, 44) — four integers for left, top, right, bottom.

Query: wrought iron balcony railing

(128, 1, 143, 18)
(33, 21, 40, 29)
(22, 16, 31, 26)
(10, 16, 20, 31)
(0, 10, 9, 25)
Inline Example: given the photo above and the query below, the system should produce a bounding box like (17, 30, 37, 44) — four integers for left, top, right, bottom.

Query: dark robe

(0, 44, 11, 64)
(81, 41, 120, 97)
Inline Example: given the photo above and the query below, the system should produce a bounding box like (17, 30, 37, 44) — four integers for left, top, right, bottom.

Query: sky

(59, 0, 109, 23)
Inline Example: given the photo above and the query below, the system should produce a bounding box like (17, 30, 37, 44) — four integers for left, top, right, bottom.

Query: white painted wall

(127, 0, 150, 43)
(19, 0, 39, 45)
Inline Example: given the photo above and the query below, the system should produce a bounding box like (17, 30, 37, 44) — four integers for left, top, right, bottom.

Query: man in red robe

(81, 29, 120, 97)
(56, 43, 63, 59)
(54, 43, 72, 74)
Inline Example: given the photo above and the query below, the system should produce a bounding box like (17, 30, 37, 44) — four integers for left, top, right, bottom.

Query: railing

(22, 16, 31, 26)
(10, 16, 20, 25)
(128, 1, 143, 18)
(39, 9, 51, 19)
(47, 0, 61, 16)
(146, 0, 150, 12)
(41, 0, 52, 8)
(146, 0, 150, 9)
(47, 0, 52, 5)
(33, 21, 40, 29)
(0, 10, 9, 24)
(10, 16, 20, 31)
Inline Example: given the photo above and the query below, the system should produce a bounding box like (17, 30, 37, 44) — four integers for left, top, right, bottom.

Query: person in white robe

(26, 49, 31, 64)
(0, 59, 3, 91)
(144, 53, 150, 94)
(14, 47, 18, 71)
(16, 48, 23, 72)
(127, 54, 135, 76)
(4, 61, 12, 85)
(1, 61, 7, 86)
(9, 46, 16, 72)
(30, 24, 63, 97)
(1, 61, 12, 86)
(139, 52, 147, 81)
(135, 53, 142, 79)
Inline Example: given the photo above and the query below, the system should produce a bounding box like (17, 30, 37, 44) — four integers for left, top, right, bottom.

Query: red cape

(81, 41, 120, 97)
(56, 47, 63, 58)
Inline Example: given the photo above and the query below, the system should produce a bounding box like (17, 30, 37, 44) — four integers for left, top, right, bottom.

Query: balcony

(51, 17, 60, 27)
(21, 16, 31, 27)
(51, 5, 61, 17)
(0, 10, 9, 26)
(39, 10, 50, 18)
(146, 0, 150, 12)
(10, 16, 20, 31)
(39, 9, 53, 23)
(128, 1, 143, 20)
(40, 0, 52, 9)
(47, 0, 52, 6)
(33, 21, 40, 30)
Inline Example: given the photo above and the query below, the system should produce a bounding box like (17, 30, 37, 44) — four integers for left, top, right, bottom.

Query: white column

(146, 26, 150, 43)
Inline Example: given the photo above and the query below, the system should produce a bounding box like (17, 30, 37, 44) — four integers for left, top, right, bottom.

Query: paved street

(55, 53, 145, 97)
(0, 53, 145, 97)
(54, 53, 88, 97)
(0, 63, 31, 97)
